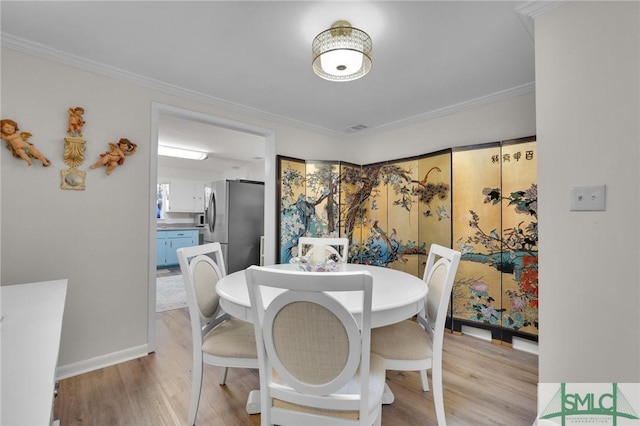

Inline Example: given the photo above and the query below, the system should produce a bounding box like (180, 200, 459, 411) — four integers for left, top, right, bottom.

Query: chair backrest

(177, 242, 228, 345)
(419, 244, 461, 344)
(245, 266, 373, 421)
(297, 236, 350, 261)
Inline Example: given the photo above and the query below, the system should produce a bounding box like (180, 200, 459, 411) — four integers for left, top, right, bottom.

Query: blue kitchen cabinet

(157, 229, 199, 267)
(157, 233, 167, 266)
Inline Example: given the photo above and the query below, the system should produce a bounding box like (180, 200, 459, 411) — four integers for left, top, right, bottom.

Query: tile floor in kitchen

(156, 266, 181, 278)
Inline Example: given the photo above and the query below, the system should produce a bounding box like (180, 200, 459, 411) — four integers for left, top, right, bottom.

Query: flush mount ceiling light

(312, 20, 372, 82)
(158, 145, 208, 160)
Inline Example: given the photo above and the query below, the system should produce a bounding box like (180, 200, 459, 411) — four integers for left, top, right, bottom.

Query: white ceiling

(1, 1, 541, 170)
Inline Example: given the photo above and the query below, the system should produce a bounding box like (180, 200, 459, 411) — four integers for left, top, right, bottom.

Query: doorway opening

(148, 102, 276, 351)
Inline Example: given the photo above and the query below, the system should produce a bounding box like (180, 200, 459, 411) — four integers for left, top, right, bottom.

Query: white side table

(1, 279, 68, 426)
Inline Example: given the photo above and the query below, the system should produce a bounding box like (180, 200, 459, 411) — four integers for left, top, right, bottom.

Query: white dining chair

(370, 243, 461, 426)
(245, 265, 385, 426)
(297, 236, 350, 261)
(177, 242, 259, 425)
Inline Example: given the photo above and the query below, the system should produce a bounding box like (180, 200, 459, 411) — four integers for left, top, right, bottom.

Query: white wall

(1, 46, 537, 376)
(0, 48, 338, 374)
(1, 51, 153, 369)
(536, 2, 640, 382)
(348, 92, 536, 165)
(157, 166, 222, 182)
(222, 161, 265, 181)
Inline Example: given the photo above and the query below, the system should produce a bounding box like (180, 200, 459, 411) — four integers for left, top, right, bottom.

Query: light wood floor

(53, 308, 538, 425)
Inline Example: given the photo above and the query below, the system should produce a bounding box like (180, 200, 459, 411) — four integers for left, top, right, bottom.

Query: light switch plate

(569, 185, 606, 211)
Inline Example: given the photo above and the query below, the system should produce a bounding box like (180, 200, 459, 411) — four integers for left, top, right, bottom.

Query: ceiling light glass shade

(158, 145, 208, 160)
(312, 20, 372, 82)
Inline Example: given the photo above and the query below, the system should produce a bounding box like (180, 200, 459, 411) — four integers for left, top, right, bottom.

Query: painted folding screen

(277, 151, 453, 280)
(451, 138, 538, 342)
(276, 138, 537, 344)
(348, 151, 452, 278)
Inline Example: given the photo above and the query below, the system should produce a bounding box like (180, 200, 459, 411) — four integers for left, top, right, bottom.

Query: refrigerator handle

(206, 193, 213, 233)
(210, 192, 217, 233)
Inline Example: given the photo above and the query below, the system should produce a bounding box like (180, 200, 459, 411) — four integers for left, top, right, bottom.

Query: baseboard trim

(461, 324, 539, 355)
(56, 344, 151, 380)
(512, 336, 539, 355)
(461, 324, 493, 342)
(451, 317, 538, 345)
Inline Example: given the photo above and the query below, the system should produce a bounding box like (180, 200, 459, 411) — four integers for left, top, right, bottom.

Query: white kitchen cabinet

(195, 181, 205, 210)
(166, 179, 205, 213)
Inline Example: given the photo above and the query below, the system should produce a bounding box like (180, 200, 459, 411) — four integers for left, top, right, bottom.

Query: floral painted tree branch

(341, 163, 450, 266)
(305, 164, 339, 234)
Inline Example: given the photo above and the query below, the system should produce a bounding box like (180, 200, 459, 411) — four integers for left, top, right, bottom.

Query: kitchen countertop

(157, 225, 204, 231)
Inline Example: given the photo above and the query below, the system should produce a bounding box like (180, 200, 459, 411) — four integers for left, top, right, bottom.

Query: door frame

(148, 102, 276, 351)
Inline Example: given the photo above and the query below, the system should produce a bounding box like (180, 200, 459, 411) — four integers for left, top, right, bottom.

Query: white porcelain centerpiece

(289, 253, 345, 272)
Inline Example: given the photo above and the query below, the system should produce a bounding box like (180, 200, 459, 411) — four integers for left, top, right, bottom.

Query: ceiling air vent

(346, 124, 368, 133)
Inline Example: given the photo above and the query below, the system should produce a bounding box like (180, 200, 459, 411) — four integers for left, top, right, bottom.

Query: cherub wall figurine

(1, 118, 51, 167)
(67, 106, 85, 137)
(90, 138, 137, 175)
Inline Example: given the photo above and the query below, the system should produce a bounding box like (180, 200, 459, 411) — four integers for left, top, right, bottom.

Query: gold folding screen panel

(277, 156, 306, 263)
(452, 143, 504, 333)
(501, 140, 538, 336)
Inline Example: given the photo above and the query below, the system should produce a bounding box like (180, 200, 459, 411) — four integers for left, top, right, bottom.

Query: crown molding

(517, 1, 568, 19)
(515, 1, 568, 43)
(0, 33, 341, 137)
(515, 0, 568, 43)
(352, 82, 535, 138)
(1, 32, 534, 139)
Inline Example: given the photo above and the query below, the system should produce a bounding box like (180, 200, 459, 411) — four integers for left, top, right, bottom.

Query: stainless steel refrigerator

(203, 180, 264, 274)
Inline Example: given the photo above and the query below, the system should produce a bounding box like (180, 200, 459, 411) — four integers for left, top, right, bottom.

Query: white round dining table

(216, 263, 426, 412)
(216, 263, 428, 328)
